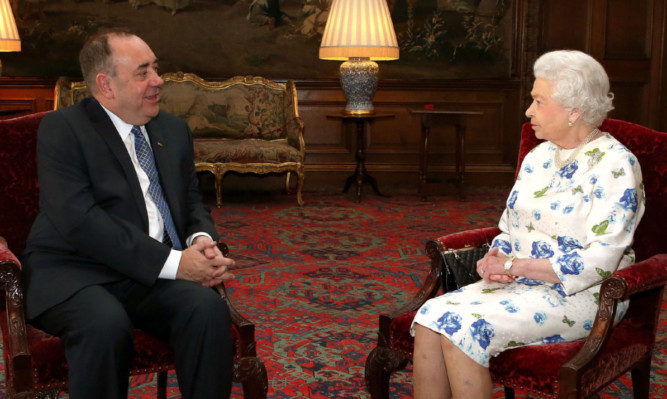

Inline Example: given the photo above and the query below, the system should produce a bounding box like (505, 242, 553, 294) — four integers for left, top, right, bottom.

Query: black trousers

(36, 279, 233, 399)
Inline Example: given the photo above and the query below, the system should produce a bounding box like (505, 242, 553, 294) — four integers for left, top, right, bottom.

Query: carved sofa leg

(296, 170, 305, 206)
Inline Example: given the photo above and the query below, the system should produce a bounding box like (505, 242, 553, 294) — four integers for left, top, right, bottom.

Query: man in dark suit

(22, 29, 235, 398)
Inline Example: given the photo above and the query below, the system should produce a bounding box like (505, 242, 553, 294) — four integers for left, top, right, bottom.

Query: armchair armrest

(610, 254, 667, 299)
(373, 226, 501, 357)
(561, 254, 667, 390)
(382, 226, 500, 320)
(435, 226, 501, 250)
(283, 80, 305, 154)
(0, 236, 33, 393)
(213, 241, 259, 358)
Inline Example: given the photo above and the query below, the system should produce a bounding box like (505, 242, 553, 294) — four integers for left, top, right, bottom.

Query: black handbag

(441, 244, 489, 292)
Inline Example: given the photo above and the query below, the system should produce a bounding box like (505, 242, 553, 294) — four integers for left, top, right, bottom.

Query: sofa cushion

(194, 139, 302, 164)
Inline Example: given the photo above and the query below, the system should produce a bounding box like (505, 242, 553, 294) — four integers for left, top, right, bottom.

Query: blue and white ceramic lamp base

(340, 57, 379, 115)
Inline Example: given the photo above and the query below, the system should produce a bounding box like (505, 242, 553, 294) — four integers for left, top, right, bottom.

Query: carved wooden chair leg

(630, 354, 652, 399)
(234, 357, 269, 399)
(157, 371, 168, 399)
(364, 347, 410, 399)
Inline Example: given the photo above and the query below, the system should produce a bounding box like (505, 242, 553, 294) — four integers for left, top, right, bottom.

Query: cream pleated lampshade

(0, 0, 20, 52)
(319, 0, 399, 61)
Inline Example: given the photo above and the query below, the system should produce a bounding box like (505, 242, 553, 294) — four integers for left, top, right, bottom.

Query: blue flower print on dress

(435, 312, 463, 335)
(493, 240, 512, 255)
(543, 293, 567, 307)
(593, 186, 605, 199)
(531, 241, 554, 258)
(510, 210, 520, 228)
(419, 303, 431, 315)
(589, 175, 598, 185)
(542, 334, 567, 344)
(532, 210, 541, 220)
(618, 188, 638, 212)
(513, 239, 521, 252)
(543, 160, 552, 169)
(550, 201, 561, 210)
(508, 190, 518, 209)
(583, 320, 593, 331)
(500, 300, 519, 313)
(551, 284, 568, 297)
(519, 278, 545, 286)
(563, 204, 575, 214)
(558, 252, 584, 275)
(524, 163, 534, 174)
(534, 312, 547, 325)
(470, 319, 495, 350)
(557, 161, 578, 178)
(557, 236, 583, 253)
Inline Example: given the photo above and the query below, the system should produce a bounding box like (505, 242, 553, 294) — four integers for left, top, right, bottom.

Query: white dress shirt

(101, 106, 211, 279)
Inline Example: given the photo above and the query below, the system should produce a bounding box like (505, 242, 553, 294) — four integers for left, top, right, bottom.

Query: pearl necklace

(554, 128, 599, 169)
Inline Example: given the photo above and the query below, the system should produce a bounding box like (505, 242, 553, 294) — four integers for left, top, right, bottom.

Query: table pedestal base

(328, 113, 394, 202)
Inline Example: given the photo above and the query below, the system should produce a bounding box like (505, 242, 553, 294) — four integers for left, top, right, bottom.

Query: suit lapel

(84, 99, 150, 229)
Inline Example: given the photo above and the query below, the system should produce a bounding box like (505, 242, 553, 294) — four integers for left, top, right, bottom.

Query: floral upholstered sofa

(55, 72, 306, 207)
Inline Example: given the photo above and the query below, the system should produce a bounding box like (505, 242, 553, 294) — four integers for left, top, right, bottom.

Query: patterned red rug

(1, 189, 664, 398)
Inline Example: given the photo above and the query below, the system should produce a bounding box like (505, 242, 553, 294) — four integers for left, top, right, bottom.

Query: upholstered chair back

(0, 111, 50, 256)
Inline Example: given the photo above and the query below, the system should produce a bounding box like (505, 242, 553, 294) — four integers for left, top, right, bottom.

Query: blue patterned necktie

(131, 125, 183, 250)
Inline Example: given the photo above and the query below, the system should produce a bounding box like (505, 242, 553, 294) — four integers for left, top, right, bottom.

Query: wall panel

(604, 0, 650, 58)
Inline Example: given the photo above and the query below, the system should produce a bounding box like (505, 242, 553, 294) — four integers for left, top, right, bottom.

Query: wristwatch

(504, 256, 515, 277)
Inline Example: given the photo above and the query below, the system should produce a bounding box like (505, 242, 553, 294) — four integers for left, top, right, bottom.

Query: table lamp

(0, 0, 21, 77)
(319, 0, 399, 115)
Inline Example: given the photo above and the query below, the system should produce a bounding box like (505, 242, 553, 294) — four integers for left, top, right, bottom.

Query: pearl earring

(568, 121, 573, 127)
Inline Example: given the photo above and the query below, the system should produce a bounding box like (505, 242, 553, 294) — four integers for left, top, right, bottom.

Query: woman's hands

(476, 247, 562, 284)
(476, 247, 515, 283)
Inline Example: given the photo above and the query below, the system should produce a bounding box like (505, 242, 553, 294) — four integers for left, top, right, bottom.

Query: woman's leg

(441, 336, 493, 399)
(413, 324, 452, 399)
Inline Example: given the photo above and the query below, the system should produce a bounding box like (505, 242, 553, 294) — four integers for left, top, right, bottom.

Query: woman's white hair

(533, 50, 614, 127)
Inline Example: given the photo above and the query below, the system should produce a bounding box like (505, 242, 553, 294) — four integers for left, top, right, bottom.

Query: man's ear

(95, 74, 114, 99)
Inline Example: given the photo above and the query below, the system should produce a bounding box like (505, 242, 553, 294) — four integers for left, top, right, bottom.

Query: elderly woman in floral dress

(411, 50, 646, 399)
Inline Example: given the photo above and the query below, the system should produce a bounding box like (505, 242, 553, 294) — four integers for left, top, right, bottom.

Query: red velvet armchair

(0, 112, 268, 398)
(365, 119, 667, 398)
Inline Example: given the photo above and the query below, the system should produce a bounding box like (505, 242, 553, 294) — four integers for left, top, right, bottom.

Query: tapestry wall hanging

(4, 0, 513, 80)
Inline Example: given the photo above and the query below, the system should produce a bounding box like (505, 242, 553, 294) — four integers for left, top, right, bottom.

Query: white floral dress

(411, 133, 646, 367)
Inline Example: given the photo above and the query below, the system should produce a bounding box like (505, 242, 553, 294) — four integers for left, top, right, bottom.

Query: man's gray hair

(78, 29, 135, 93)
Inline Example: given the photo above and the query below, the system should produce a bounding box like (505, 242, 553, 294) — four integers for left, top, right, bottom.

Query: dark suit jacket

(23, 97, 219, 319)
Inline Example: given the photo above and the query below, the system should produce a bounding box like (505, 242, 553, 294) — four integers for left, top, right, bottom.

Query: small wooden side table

(410, 109, 483, 200)
(327, 113, 394, 202)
